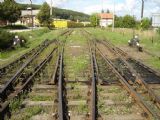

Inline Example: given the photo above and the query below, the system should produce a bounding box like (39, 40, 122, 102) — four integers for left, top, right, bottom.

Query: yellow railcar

(53, 19, 84, 28)
(53, 20, 68, 28)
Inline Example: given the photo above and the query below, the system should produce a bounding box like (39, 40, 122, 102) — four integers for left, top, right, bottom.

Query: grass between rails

(64, 29, 90, 81)
(0, 28, 64, 67)
(86, 28, 160, 70)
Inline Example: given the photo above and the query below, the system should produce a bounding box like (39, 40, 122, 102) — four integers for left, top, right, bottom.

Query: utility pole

(50, 0, 53, 16)
(141, 0, 144, 20)
(29, 0, 33, 30)
(112, 0, 115, 32)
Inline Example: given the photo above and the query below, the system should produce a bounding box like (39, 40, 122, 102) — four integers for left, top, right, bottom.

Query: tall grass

(86, 28, 160, 70)
(0, 28, 63, 67)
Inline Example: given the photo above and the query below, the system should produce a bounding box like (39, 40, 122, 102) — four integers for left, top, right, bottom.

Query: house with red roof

(99, 13, 113, 27)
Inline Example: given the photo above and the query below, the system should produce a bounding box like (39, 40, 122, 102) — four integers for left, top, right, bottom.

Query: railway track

(1, 29, 160, 120)
(0, 46, 57, 119)
(0, 30, 72, 120)
(87, 39, 99, 120)
(0, 29, 71, 80)
(83, 29, 160, 119)
(0, 40, 48, 84)
(53, 47, 69, 120)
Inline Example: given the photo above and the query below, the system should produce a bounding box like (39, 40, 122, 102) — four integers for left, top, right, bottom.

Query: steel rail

(56, 47, 69, 120)
(100, 40, 160, 108)
(0, 40, 49, 77)
(83, 28, 160, 119)
(58, 49, 64, 120)
(96, 47, 160, 120)
(90, 49, 98, 120)
(0, 29, 70, 72)
(0, 40, 52, 102)
(86, 31, 99, 120)
(0, 47, 57, 120)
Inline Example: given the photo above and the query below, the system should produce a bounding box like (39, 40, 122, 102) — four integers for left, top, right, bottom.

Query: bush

(85, 24, 93, 27)
(68, 21, 84, 28)
(19, 35, 27, 47)
(0, 25, 28, 30)
(0, 30, 15, 50)
(157, 27, 160, 35)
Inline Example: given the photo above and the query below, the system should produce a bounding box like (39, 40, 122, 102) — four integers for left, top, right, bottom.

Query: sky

(15, 0, 160, 19)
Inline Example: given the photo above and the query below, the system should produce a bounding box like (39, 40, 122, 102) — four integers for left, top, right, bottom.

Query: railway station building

(99, 13, 113, 27)
(152, 13, 160, 28)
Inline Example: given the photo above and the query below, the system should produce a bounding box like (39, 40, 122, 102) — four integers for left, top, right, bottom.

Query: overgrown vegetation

(86, 28, 160, 70)
(90, 14, 100, 27)
(0, 25, 28, 30)
(115, 15, 151, 30)
(0, 0, 21, 24)
(37, 2, 51, 27)
(0, 29, 28, 50)
(0, 30, 14, 50)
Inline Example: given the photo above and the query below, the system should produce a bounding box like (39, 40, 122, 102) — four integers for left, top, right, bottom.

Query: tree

(106, 9, 110, 13)
(115, 15, 123, 27)
(37, 2, 51, 26)
(141, 18, 151, 30)
(1, 0, 21, 23)
(90, 14, 99, 27)
(0, 3, 3, 20)
(122, 15, 136, 28)
(0, 30, 14, 50)
(101, 9, 104, 13)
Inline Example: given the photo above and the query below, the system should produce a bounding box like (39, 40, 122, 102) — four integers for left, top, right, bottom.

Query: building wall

(152, 13, 160, 27)
(100, 19, 113, 27)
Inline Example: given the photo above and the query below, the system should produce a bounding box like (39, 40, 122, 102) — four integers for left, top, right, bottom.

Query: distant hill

(18, 4, 90, 21)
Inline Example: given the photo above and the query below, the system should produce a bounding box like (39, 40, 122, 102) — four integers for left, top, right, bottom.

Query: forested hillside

(18, 4, 90, 21)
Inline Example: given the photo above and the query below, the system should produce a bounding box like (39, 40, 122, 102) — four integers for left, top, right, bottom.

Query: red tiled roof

(99, 13, 113, 19)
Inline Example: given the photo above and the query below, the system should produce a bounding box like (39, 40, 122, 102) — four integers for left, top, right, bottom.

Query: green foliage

(37, 2, 51, 27)
(115, 15, 136, 28)
(90, 14, 100, 27)
(123, 15, 136, 28)
(68, 22, 84, 28)
(0, 30, 14, 50)
(141, 18, 151, 30)
(85, 24, 93, 27)
(0, 25, 28, 30)
(115, 16, 123, 28)
(1, 0, 21, 23)
(30, 95, 53, 101)
(157, 27, 160, 35)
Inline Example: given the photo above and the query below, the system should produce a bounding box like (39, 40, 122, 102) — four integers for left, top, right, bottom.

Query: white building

(152, 13, 160, 27)
(20, 10, 40, 26)
(99, 13, 113, 27)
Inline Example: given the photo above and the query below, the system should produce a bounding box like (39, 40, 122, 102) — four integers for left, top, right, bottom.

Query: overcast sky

(15, 0, 160, 19)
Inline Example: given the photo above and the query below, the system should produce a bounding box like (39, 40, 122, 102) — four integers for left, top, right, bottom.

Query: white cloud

(152, 0, 160, 4)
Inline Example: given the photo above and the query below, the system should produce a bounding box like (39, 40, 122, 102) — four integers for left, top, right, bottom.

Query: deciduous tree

(90, 14, 99, 27)
(141, 18, 151, 30)
(37, 2, 51, 27)
(1, 0, 21, 23)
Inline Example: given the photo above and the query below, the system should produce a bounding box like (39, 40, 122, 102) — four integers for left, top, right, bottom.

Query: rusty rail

(53, 47, 69, 120)
(0, 40, 52, 102)
(0, 47, 57, 120)
(90, 48, 98, 120)
(99, 40, 160, 109)
(96, 46, 160, 119)
(83, 29, 160, 119)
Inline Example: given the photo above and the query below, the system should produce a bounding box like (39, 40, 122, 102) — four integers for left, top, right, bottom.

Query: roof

(21, 10, 40, 16)
(99, 13, 113, 19)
